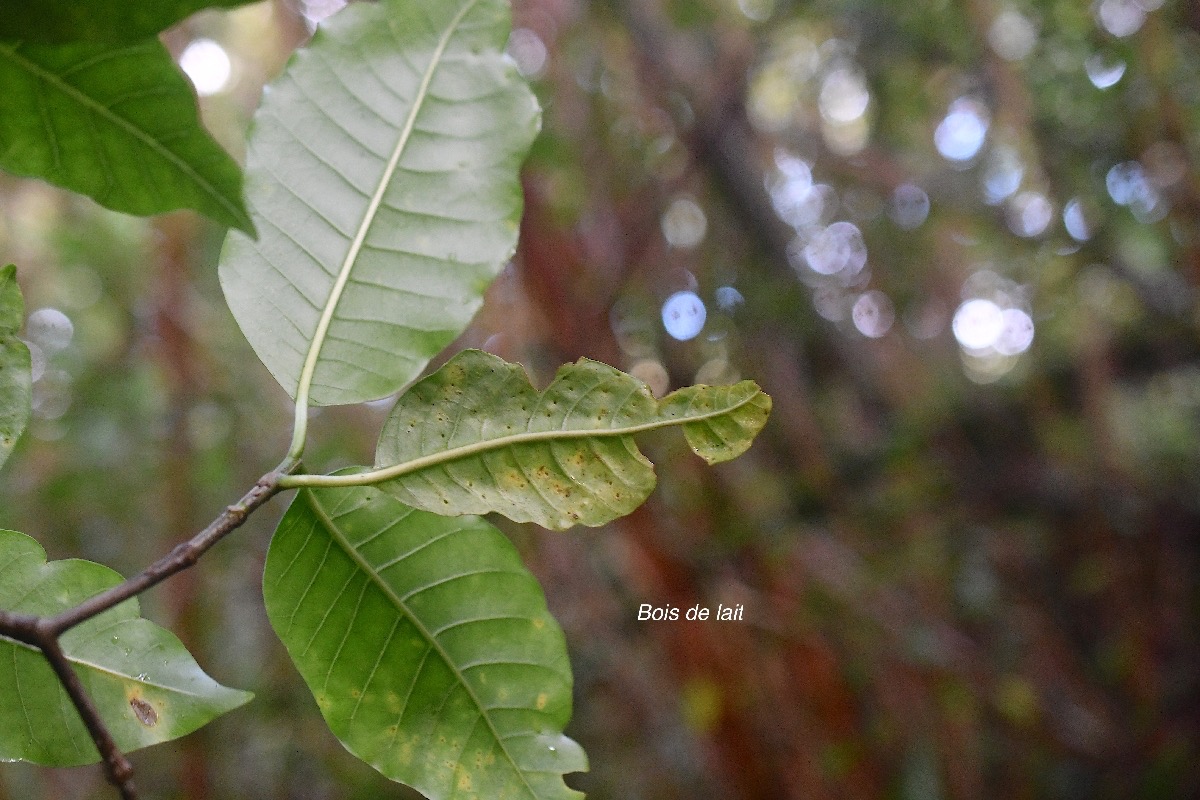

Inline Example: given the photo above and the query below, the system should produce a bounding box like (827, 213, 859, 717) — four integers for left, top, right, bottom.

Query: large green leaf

(0, 0, 262, 43)
(282, 350, 772, 529)
(219, 0, 539, 408)
(0, 41, 252, 232)
(0, 530, 252, 766)
(0, 265, 30, 472)
(264, 483, 586, 799)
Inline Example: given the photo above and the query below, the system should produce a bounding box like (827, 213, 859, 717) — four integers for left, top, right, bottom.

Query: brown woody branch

(0, 459, 295, 799)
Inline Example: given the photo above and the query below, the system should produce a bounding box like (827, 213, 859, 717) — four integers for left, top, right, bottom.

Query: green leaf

(219, 0, 539, 408)
(0, 529, 252, 766)
(0, 41, 252, 232)
(0, 265, 31, 472)
(0, 1, 262, 44)
(356, 350, 768, 530)
(263, 483, 586, 799)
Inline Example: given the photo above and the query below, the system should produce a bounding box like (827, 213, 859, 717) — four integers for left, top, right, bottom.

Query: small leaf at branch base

(0, 265, 31, 473)
(264, 483, 586, 800)
(370, 350, 772, 530)
(0, 41, 252, 232)
(0, 530, 252, 766)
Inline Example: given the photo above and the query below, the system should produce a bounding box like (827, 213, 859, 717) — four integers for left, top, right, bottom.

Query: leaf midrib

(0, 630, 233, 701)
(292, 0, 482, 414)
(280, 386, 762, 489)
(0, 43, 245, 226)
(302, 489, 542, 798)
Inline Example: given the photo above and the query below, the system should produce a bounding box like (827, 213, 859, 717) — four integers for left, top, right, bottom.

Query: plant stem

(0, 456, 299, 799)
(39, 631, 138, 800)
(48, 459, 294, 635)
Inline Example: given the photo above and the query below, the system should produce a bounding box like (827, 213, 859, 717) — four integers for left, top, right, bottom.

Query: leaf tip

(679, 382, 771, 465)
(232, 214, 257, 239)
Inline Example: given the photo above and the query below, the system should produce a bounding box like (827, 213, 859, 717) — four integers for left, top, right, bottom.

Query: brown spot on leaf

(130, 697, 158, 727)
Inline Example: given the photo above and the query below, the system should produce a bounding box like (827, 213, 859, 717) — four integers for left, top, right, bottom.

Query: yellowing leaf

(282, 350, 771, 530)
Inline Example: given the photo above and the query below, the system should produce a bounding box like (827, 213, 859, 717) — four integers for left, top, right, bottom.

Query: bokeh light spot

(1106, 161, 1167, 222)
(629, 359, 669, 397)
(26, 308, 74, 354)
(1106, 161, 1148, 205)
(25, 340, 46, 383)
(935, 98, 989, 163)
(819, 66, 870, 124)
(179, 39, 232, 97)
(661, 291, 707, 341)
(1063, 198, 1094, 241)
(995, 308, 1035, 355)
(1096, 0, 1146, 38)
(890, 184, 930, 230)
(952, 298, 1005, 350)
(661, 197, 707, 249)
(716, 286, 745, 310)
(1007, 191, 1053, 238)
(1085, 53, 1126, 88)
(803, 221, 867, 276)
(982, 146, 1024, 204)
(852, 291, 895, 338)
(507, 28, 547, 78)
(988, 8, 1038, 61)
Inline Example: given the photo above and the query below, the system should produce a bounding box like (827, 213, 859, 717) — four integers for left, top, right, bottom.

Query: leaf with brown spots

(0, 529, 252, 766)
(282, 349, 771, 529)
(129, 696, 159, 727)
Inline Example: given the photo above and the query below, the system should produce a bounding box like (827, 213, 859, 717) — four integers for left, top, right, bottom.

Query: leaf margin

(217, 0, 540, 452)
(0, 40, 253, 232)
(0, 264, 31, 473)
(277, 350, 773, 530)
(0, 529, 253, 767)
(0, 0, 263, 44)
(263, 479, 587, 799)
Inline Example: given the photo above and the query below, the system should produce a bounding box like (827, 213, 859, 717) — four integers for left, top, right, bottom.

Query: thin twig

(48, 463, 292, 635)
(0, 457, 297, 799)
(39, 631, 138, 800)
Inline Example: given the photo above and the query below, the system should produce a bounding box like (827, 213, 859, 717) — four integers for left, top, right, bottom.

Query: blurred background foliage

(2, 0, 1200, 798)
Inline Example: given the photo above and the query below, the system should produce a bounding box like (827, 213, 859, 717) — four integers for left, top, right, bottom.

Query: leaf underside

(0, 41, 251, 232)
(264, 484, 586, 799)
(0, 265, 30, 472)
(371, 349, 772, 530)
(0, 0, 262, 44)
(219, 0, 540, 407)
(0, 530, 252, 766)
